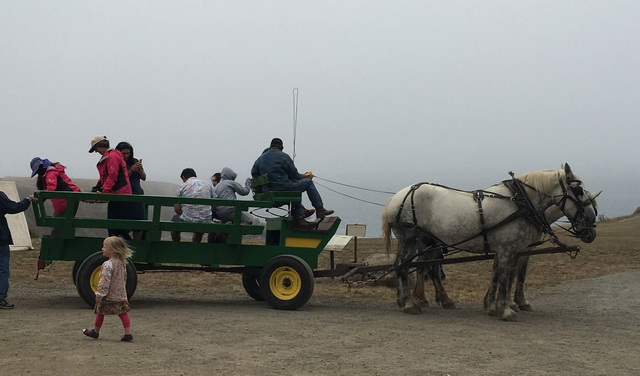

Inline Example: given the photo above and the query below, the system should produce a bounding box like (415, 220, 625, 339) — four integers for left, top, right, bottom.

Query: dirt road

(2, 271, 639, 376)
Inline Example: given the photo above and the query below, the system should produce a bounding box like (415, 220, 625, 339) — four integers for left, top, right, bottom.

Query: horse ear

(589, 190, 602, 199)
(564, 163, 573, 181)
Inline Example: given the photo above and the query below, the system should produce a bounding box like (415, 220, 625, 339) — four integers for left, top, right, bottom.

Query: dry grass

(12, 214, 640, 304)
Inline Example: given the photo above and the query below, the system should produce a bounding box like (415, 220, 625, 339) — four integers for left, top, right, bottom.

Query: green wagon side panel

(34, 190, 340, 270)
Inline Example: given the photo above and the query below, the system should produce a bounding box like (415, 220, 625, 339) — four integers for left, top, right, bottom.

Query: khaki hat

(88, 135, 108, 153)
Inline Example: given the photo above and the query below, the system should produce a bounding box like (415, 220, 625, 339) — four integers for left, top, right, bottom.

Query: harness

(391, 174, 571, 255)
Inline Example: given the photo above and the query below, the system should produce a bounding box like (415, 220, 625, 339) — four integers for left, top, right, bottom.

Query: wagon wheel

(75, 252, 138, 308)
(72, 261, 82, 286)
(260, 255, 314, 310)
(242, 270, 265, 301)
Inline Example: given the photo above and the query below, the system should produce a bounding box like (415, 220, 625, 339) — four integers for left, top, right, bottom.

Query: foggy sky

(1, 1, 639, 228)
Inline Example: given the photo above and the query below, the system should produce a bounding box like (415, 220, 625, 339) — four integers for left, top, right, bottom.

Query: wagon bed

(33, 190, 340, 310)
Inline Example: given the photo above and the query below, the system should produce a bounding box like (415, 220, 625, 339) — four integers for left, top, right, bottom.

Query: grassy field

(11, 214, 640, 305)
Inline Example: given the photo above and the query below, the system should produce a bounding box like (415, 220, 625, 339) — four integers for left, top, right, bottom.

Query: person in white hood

(213, 167, 253, 224)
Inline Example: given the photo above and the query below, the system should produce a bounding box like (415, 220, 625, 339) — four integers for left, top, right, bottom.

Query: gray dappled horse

(410, 192, 599, 313)
(504, 192, 598, 312)
(382, 164, 597, 321)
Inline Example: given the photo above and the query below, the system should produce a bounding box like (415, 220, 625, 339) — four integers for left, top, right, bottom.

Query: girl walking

(82, 236, 134, 341)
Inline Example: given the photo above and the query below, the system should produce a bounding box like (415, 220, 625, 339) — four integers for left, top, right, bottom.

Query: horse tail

(382, 199, 392, 255)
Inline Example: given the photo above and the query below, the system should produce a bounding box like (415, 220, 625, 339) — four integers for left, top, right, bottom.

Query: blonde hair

(103, 236, 134, 261)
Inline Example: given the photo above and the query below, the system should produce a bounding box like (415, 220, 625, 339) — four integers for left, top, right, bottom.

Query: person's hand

(133, 161, 143, 172)
(303, 171, 314, 179)
(27, 194, 37, 202)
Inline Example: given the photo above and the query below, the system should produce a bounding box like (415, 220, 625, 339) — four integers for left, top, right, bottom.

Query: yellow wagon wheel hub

(89, 267, 102, 293)
(268, 266, 301, 300)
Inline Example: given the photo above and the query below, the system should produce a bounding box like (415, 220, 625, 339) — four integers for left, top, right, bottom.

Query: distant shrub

(597, 214, 610, 223)
(634, 207, 640, 215)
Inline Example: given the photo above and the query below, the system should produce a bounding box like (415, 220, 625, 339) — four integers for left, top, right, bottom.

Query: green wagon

(33, 190, 340, 310)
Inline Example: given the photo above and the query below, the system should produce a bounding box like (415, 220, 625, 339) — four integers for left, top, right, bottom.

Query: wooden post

(353, 236, 358, 263)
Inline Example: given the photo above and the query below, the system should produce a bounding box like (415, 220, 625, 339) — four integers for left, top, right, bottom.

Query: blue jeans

(287, 178, 324, 218)
(0, 244, 10, 300)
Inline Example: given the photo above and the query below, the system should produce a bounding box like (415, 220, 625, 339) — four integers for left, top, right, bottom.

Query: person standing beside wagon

(0, 191, 35, 309)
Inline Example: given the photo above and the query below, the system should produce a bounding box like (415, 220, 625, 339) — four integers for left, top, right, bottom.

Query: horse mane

(517, 169, 566, 195)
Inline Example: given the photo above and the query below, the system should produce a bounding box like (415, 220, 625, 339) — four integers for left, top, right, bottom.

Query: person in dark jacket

(251, 138, 333, 228)
(0, 191, 35, 309)
(115, 142, 146, 240)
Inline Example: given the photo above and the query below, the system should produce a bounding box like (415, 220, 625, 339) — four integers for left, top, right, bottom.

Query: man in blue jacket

(251, 138, 334, 227)
(0, 191, 35, 309)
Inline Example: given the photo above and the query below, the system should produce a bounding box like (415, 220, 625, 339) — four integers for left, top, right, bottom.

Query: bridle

(545, 174, 597, 237)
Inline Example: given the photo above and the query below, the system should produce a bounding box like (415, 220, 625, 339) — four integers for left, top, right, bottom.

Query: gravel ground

(2, 271, 640, 375)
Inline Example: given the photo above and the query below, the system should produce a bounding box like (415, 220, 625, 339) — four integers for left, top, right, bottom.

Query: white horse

(382, 164, 597, 321)
(410, 191, 599, 312)
(507, 193, 598, 312)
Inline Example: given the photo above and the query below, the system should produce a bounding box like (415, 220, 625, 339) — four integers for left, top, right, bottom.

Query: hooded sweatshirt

(213, 167, 252, 223)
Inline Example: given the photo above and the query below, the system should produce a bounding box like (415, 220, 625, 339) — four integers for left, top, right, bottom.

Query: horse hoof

(416, 299, 430, 308)
(509, 303, 521, 312)
(403, 305, 422, 315)
(485, 302, 497, 316)
(500, 308, 518, 321)
(442, 301, 456, 309)
(518, 304, 533, 312)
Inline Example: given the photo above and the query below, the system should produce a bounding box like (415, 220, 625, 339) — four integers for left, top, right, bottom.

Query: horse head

(554, 163, 599, 241)
(578, 190, 600, 243)
(544, 188, 600, 243)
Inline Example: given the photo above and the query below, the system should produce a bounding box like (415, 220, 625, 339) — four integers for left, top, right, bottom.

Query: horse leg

(411, 266, 429, 307)
(495, 250, 518, 321)
(415, 237, 455, 309)
(506, 258, 520, 312)
(430, 264, 456, 309)
(394, 232, 421, 314)
(514, 255, 533, 311)
(411, 237, 431, 307)
(484, 257, 499, 315)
